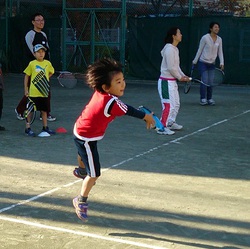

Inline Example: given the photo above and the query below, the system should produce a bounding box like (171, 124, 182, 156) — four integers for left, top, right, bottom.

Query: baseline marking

(0, 182, 79, 214)
(105, 110, 250, 171)
(0, 216, 167, 249)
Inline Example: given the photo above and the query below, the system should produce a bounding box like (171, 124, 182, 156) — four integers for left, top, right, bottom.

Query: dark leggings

(198, 61, 215, 100)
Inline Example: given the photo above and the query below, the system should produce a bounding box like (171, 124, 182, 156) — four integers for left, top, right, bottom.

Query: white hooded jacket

(160, 43, 185, 81)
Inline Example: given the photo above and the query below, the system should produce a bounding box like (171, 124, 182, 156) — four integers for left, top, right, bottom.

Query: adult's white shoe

(157, 127, 175, 135)
(168, 122, 183, 130)
(208, 99, 215, 106)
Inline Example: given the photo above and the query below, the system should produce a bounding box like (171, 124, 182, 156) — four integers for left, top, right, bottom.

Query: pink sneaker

(72, 196, 88, 221)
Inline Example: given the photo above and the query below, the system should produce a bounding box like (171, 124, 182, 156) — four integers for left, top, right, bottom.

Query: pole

(5, 0, 9, 71)
(90, 10, 95, 64)
(188, 0, 193, 17)
(62, 0, 67, 70)
(120, 0, 126, 66)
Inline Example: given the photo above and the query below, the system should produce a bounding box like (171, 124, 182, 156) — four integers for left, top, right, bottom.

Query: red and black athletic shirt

(74, 91, 145, 141)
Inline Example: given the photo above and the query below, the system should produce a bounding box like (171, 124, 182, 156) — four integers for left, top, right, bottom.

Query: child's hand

(24, 89, 29, 97)
(143, 113, 155, 129)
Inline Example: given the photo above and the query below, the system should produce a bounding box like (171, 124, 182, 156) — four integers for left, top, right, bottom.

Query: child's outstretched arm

(125, 105, 155, 129)
(143, 113, 155, 129)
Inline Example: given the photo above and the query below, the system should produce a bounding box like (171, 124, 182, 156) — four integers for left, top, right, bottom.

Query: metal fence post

(90, 10, 95, 64)
(5, 0, 9, 71)
(188, 0, 193, 17)
(62, 0, 67, 70)
(120, 0, 126, 67)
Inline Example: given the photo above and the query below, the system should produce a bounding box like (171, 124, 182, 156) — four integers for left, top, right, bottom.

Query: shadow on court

(0, 74, 249, 249)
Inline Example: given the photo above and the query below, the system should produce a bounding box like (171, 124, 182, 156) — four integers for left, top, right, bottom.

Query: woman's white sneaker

(157, 127, 175, 135)
(168, 122, 183, 130)
(208, 99, 215, 105)
(200, 98, 208, 106)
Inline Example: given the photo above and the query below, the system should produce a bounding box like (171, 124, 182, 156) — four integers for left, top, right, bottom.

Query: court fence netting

(0, 0, 250, 85)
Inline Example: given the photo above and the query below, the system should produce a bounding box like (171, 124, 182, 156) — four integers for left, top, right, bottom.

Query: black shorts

(74, 136, 101, 177)
(29, 97, 49, 112)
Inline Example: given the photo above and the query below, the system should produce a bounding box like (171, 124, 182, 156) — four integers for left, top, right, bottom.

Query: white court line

(0, 109, 249, 248)
(0, 216, 167, 249)
(0, 181, 80, 214)
(104, 109, 250, 171)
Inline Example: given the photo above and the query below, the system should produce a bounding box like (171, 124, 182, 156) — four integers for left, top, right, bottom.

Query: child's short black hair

(85, 58, 123, 93)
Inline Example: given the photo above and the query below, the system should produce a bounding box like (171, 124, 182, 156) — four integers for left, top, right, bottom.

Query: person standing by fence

(192, 21, 224, 106)
(15, 13, 56, 121)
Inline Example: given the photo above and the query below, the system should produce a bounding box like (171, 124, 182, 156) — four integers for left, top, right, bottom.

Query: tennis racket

(138, 106, 165, 131)
(184, 65, 195, 94)
(194, 68, 225, 87)
(23, 97, 37, 125)
(184, 66, 225, 94)
(57, 71, 77, 88)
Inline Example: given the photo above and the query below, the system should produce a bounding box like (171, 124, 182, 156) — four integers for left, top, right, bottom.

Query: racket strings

(24, 98, 36, 125)
(57, 73, 77, 88)
(192, 68, 224, 87)
(184, 67, 224, 94)
(201, 70, 224, 86)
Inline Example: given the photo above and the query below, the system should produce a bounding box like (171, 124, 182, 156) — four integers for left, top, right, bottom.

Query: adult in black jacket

(15, 13, 56, 121)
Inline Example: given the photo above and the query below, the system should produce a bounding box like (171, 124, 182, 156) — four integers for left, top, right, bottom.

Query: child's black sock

(78, 196, 88, 203)
(79, 167, 87, 174)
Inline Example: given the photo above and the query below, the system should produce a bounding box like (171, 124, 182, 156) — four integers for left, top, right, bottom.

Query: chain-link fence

(0, 1, 250, 84)
(1, 1, 249, 18)
(61, 0, 126, 71)
(126, 0, 250, 17)
(0, 0, 62, 72)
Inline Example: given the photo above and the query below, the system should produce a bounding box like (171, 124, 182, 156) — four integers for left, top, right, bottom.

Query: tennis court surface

(0, 74, 249, 249)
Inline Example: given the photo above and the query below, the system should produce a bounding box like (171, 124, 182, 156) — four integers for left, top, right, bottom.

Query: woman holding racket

(158, 27, 190, 135)
(192, 22, 224, 106)
(72, 58, 155, 221)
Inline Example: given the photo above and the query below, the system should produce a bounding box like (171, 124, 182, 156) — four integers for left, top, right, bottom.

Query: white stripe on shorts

(84, 141, 96, 177)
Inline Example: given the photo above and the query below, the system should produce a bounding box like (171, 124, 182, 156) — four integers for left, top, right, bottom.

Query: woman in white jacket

(193, 22, 224, 106)
(158, 27, 190, 135)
